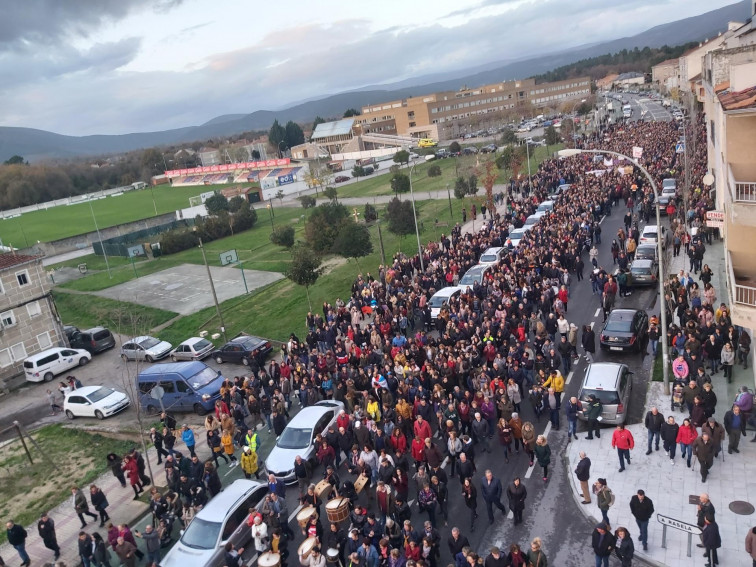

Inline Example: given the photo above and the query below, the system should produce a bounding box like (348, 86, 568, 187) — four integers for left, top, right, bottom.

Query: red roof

(719, 85, 756, 111)
(0, 253, 40, 270)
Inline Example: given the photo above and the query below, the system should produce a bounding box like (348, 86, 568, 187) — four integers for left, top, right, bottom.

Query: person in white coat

(250, 515, 268, 552)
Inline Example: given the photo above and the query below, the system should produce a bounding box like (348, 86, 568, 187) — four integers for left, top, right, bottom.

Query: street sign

(150, 385, 165, 400)
(632, 146, 643, 159)
(219, 249, 238, 266)
(657, 514, 701, 535)
(676, 142, 685, 153)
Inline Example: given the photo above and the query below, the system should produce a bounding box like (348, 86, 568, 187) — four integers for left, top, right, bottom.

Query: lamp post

(446, 183, 453, 218)
(408, 162, 425, 273)
(559, 147, 670, 394)
(197, 236, 228, 344)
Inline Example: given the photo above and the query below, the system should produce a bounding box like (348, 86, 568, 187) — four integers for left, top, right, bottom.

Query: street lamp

(559, 147, 670, 394)
(408, 162, 425, 273)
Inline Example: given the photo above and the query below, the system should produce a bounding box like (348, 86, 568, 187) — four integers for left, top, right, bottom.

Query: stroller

(671, 381, 685, 412)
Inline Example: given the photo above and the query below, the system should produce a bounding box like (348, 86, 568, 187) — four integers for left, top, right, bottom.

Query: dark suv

(600, 309, 648, 353)
(67, 326, 116, 354)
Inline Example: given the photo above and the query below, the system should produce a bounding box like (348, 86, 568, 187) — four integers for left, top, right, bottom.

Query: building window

(10, 342, 27, 362)
(0, 310, 16, 328)
(37, 332, 52, 350)
(0, 348, 11, 367)
(16, 270, 30, 286)
(26, 301, 42, 318)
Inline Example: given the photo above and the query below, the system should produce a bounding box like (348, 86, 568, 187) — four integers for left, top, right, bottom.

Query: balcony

(728, 251, 756, 328)
(728, 163, 756, 227)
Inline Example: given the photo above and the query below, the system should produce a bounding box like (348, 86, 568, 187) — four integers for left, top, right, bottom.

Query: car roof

(26, 347, 75, 360)
(138, 361, 209, 378)
(608, 309, 641, 322)
(180, 337, 208, 345)
(83, 326, 107, 333)
(68, 385, 109, 397)
(464, 265, 487, 275)
(432, 287, 461, 299)
(194, 479, 265, 522)
(583, 362, 627, 390)
(285, 401, 343, 428)
(481, 247, 504, 256)
(129, 335, 155, 344)
(642, 225, 659, 232)
(230, 335, 264, 345)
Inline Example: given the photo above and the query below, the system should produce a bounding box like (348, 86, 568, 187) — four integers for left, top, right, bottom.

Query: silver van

(576, 362, 632, 425)
(161, 479, 267, 567)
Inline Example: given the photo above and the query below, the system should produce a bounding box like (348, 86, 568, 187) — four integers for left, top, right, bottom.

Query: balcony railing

(735, 181, 756, 203)
(729, 251, 756, 308)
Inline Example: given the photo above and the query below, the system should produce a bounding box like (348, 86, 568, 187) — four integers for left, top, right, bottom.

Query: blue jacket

(565, 400, 581, 420)
(480, 477, 503, 502)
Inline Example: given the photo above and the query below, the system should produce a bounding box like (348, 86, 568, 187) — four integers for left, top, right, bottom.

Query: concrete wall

(19, 212, 177, 258)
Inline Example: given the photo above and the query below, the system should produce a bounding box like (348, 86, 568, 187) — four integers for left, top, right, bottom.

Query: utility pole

(377, 221, 387, 265)
(198, 237, 227, 343)
(446, 183, 453, 218)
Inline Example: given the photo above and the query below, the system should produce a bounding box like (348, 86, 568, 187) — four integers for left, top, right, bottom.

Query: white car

(478, 247, 506, 267)
(64, 386, 130, 420)
(170, 337, 214, 361)
(639, 225, 665, 247)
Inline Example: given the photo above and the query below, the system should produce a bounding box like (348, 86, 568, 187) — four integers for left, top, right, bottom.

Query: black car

(211, 334, 272, 366)
(600, 309, 649, 353)
(67, 326, 116, 354)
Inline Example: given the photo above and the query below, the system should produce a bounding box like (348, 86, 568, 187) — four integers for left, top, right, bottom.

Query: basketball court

(93, 263, 283, 315)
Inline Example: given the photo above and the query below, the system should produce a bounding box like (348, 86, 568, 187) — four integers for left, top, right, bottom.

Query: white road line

(590, 322, 595, 330)
(542, 422, 552, 439)
(594, 308, 601, 317)
(524, 463, 535, 479)
(289, 503, 303, 523)
(566, 371, 574, 385)
(245, 552, 259, 566)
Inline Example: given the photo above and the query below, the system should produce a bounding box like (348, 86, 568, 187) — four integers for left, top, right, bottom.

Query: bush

(364, 203, 378, 222)
(205, 193, 229, 214)
(159, 229, 198, 255)
(228, 195, 246, 213)
(449, 141, 461, 153)
(197, 214, 232, 241)
(270, 225, 295, 248)
(299, 195, 316, 209)
(391, 173, 410, 194)
(428, 164, 442, 177)
(232, 206, 258, 232)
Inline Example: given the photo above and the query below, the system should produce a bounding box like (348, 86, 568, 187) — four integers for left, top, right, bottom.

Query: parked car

(64, 386, 130, 420)
(120, 336, 173, 362)
(506, 228, 528, 248)
(265, 401, 344, 483)
(576, 362, 633, 425)
(457, 265, 491, 290)
(24, 347, 91, 383)
(639, 224, 665, 247)
(634, 244, 657, 262)
(480, 144, 498, 153)
(429, 287, 462, 320)
(334, 175, 350, 183)
(662, 178, 677, 191)
(67, 326, 116, 354)
(599, 308, 649, 353)
(478, 247, 506, 267)
(211, 334, 272, 367)
(629, 258, 659, 286)
(462, 147, 478, 155)
(137, 361, 225, 415)
(160, 479, 268, 567)
(435, 149, 450, 159)
(170, 337, 214, 361)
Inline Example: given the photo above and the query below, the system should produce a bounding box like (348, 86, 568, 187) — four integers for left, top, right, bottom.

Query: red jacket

(411, 438, 426, 462)
(389, 432, 407, 454)
(413, 419, 431, 441)
(336, 414, 350, 431)
(676, 424, 698, 445)
(611, 428, 635, 450)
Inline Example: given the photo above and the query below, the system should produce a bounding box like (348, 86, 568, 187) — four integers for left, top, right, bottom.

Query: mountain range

(0, 0, 751, 163)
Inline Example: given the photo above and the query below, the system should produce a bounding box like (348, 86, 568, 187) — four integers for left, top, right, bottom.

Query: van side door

(174, 379, 196, 411)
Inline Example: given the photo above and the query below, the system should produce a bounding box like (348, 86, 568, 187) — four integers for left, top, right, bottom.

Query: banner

(165, 158, 289, 177)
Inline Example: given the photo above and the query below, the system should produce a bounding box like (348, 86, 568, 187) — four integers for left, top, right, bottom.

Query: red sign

(164, 157, 290, 177)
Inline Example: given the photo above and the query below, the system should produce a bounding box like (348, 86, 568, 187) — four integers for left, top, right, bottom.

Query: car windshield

(180, 517, 221, 549)
(87, 387, 114, 403)
(238, 338, 260, 350)
(605, 320, 632, 332)
(429, 296, 449, 308)
(582, 389, 621, 405)
(137, 337, 160, 349)
(480, 254, 497, 263)
(643, 232, 658, 240)
(277, 427, 312, 449)
(192, 339, 212, 351)
(189, 367, 219, 390)
(459, 273, 479, 286)
(631, 267, 650, 275)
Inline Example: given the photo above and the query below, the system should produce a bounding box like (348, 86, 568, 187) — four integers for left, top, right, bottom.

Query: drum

(258, 552, 281, 567)
(353, 474, 368, 494)
(298, 536, 317, 560)
(326, 497, 350, 524)
(326, 548, 340, 564)
(297, 506, 317, 528)
(315, 479, 333, 500)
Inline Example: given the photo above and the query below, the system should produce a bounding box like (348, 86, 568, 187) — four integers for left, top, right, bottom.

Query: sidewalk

(566, 237, 755, 566)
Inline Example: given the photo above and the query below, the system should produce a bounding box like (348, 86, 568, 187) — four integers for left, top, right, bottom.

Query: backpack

(608, 489, 615, 507)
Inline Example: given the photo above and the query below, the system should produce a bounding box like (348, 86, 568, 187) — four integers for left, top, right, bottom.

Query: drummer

(323, 465, 340, 499)
(271, 528, 290, 567)
(303, 513, 322, 540)
(301, 484, 321, 517)
(323, 523, 347, 563)
(299, 545, 326, 567)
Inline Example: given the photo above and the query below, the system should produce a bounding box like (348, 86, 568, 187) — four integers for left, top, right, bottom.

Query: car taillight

(651, 274, 656, 280)
(91, 340, 97, 347)
(617, 403, 624, 414)
(629, 336, 636, 344)
(601, 335, 607, 341)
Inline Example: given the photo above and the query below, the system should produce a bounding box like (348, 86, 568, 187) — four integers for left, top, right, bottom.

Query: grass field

(0, 425, 138, 545)
(53, 291, 179, 332)
(0, 183, 229, 246)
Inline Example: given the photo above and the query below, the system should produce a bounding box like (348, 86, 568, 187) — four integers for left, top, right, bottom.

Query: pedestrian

(724, 404, 747, 454)
(594, 478, 613, 527)
(676, 417, 698, 468)
(534, 435, 551, 482)
(181, 424, 197, 458)
(221, 428, 238, 465)
(591, 522, 616, 567)
(702, 515, 721, 567)
(614, 527, 635, 567)
(107, 452, 127, 487)
(506, 477, 527, 525)
(565, 396, 581, 441)
(150, 427, 169, 464)
(745, 525, 756, 566)
(526, 537, 546, 567)
(584, 395, 602, 439)
(521, 421, 536, 466)
(6, 520, 29, 567)
(37, 511, 61, 561)
(134, 524, 162, 565)
(582, 325, 596, 362)
(241, 445, 261, 479)
(90, 484, 110, 527)
(47, 388, 63, 415)
(644, 406, 664, 454)
(122, 455, 144, 499)
(461, 477, 478, 532)
(661, 416, 679, 464)
(629, 490, 654, 551)
(93, 532, 113, 567)
(611, 424, 634, 472)
(417, 483, 438, 528)
(484, 546, 506, 567)
(114, 536, 138, 567)
(575, 451, 592, 504)
(73, 484, 99, 527)
(693, 432, 715, 482)
(79, 531, 95, 567)
(480, 470, 507, 524)
(472, 412, 490, 453)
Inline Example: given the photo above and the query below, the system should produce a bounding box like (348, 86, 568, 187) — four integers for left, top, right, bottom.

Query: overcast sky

(0, 0, 737, 136)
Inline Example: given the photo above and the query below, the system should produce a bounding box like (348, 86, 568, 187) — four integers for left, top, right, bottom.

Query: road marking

(594, 308, 601, 317)
(590, 322, 595, 330)
(566, 371, 574, 385)
(289, 504, 303, 523)
(246, 552, 259, 566)
(524, 462, 535, 479)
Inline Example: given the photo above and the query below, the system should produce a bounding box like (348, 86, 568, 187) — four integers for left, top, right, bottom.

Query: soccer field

(0, 184, 226, 247)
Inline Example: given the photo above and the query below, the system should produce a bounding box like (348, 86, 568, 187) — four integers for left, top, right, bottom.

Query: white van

(536, 200, 555, 213)
(429, 287, 461, 320)
(24, 347, 91, 383)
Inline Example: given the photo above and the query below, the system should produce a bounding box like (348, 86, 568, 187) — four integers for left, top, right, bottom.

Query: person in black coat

(592, 523, 615, 567)
(37, 513, 60, 560)
(701, 515, 721, 567)
(582, 325, 596, 362)
(447, 527, 469, 559)
(506, 478, 527, 525)
(107, 453, 127, 487)
(614, 527, 634, 567)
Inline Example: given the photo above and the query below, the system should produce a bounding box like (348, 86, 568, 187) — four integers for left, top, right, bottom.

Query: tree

(544, 125, 560, 146)
(228, 195, 246, 213)
(305, 201, 349, 252)
(496, 145, 525, 173)
(428, 164, 442, 177)
(449, 141, 461, 154)
(467, 175, 479, 195)
(500, 128, 518, 145)
(343, 108, 361, 117)
(454, 177, 469, 199)
(364, 203, 378, 222)
(384, 197, 416, 237)
(205, 193, 229, 214)
(141, 148, 164, 175)
(560, 118, 575, 138)
(324, 186, 338, 202)
(285, 121, 305, 148)
(232, 204, 258, 232)
(391, 173, 410, 195)
(269, 119, 286, 153)
(3, 155, 26, 166)
(332, 221, 373, 269)
(393, 150, 410, 166)
(389, 164, 401, 174)
(251, 149, 261, 160)
(352, 165, 365, 178)
(576, 101, 593, 116)
(285, 243, 323, 311)
(270, 225, 295, 248)
(299, 195, 316, 209)
(479, 160, 497, 214)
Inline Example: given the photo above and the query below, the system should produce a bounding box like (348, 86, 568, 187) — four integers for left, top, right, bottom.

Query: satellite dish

(703, 173, 715, 186)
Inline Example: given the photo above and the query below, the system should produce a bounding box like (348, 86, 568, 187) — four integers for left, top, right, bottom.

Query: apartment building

(651, 58, 680, 92)
(355, 76, 591, 140)
(0, 254, 66, 386)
